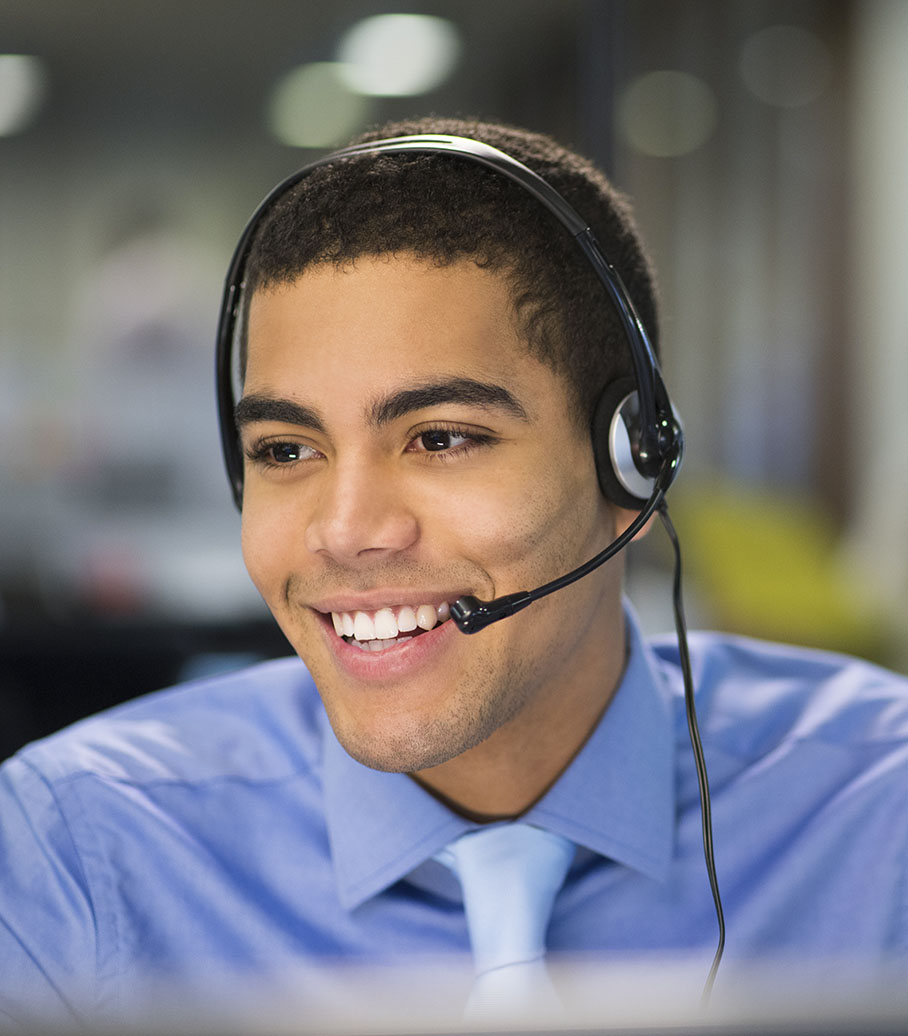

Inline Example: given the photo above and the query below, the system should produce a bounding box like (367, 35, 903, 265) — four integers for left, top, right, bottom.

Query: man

(1, 116, 907, 1026)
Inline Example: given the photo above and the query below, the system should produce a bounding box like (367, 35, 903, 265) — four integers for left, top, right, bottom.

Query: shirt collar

(523, 604, 676, 882)
(322, 732, 471, 910)
(322, 604, 676, 910)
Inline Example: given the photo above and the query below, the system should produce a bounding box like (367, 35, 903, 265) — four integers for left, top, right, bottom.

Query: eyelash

(243, 425, 495, 472)
(406, 424, 497, 462)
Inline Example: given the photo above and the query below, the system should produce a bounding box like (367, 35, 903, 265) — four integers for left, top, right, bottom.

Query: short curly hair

(242, 116, 659, 425)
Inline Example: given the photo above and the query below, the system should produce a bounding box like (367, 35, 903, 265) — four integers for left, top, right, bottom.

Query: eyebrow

(369, 378, 528, 426)
(234, 395, 326, 433)
(235, 378, 528, 433)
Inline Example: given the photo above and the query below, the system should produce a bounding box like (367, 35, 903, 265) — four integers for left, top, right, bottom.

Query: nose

(303, 459, 419, 564)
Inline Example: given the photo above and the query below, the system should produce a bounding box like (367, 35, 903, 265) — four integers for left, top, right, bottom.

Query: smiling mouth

(329, 602, 452, 652)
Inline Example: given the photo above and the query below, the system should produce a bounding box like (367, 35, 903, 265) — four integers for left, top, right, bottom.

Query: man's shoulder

(647, 628, 908, 754)
(12, 655, 324, 789)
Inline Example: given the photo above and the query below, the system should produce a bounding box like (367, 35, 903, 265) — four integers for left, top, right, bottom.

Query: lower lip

(317, 614, 461, 682)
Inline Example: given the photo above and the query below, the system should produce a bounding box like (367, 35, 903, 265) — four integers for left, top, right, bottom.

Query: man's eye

(245, 440, 319, 467)
(268, 443, 309, 463)
(418, 429, 470, 452)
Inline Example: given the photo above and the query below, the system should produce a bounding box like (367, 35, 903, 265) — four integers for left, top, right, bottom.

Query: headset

(214, 133, 724, 996)
(217, 135, 681, 508)
(216, 135, 683, 625)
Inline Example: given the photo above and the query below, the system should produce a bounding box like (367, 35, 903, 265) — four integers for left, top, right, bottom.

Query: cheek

(456, 446, 607, 584)
(240, 497, 293, 601)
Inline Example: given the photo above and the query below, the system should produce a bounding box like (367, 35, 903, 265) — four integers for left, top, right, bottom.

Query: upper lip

(311, 589, 472, 614)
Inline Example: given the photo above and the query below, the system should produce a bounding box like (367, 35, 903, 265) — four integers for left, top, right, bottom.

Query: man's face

(240, 255, 625, 778)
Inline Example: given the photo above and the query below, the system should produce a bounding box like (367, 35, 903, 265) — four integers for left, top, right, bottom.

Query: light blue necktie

(436, 823, 575, 1018)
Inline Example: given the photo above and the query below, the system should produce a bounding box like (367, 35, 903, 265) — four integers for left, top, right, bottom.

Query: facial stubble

(305, 626, 540, 775)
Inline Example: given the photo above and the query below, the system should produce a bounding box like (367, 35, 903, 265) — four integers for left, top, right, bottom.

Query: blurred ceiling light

(618, 70, 717, 158)
(337, 14, 461, 96)
(740, 25, 832, 108)
(267, 62, 371, 149)
(0, 54, 48, 137)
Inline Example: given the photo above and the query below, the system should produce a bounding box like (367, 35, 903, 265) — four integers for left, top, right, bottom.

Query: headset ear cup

(591, 378, 653, 511)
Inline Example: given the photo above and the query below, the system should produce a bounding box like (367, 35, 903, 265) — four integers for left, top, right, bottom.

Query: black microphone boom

(449, 592, 535, 634)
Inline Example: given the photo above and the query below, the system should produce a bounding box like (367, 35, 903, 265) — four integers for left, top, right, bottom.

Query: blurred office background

(1, 0, 906, 757)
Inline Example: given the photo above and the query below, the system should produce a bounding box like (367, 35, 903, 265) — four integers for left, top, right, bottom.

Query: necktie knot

(435, 823, 574, 1014)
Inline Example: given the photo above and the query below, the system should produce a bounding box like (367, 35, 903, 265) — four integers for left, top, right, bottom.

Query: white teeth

(373, 607, 398, 640)
(397, 605, 417, 632)
(416, 604, 437, 631)
(356, 639, 397, 652)
(353, 612, 375, 641)
(329, 602, 451, 642)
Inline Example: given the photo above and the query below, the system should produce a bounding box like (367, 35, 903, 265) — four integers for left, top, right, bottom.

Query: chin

(327, 709, 467, 773)
(325, 687, 504, 774)
(341, 738, 445, 775)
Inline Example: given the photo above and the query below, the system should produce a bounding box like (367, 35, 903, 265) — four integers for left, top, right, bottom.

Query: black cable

(659, 503, 726, 1005)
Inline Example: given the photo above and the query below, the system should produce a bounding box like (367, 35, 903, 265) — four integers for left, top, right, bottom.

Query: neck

(411, 602, 628, 819)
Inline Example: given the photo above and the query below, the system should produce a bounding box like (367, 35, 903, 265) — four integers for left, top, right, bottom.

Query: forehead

(243, 255, 561, 410)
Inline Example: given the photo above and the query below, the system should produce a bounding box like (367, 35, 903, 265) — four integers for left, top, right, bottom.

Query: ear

(614, 505, 655, 541)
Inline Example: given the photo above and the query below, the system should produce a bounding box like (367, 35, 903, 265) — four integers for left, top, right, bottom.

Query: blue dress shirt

(1, 608, 907, 1023)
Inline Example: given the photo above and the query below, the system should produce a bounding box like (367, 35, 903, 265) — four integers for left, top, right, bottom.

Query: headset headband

(215, 133, 682, 510)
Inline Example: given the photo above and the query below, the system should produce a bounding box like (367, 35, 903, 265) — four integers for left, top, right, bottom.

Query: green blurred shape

(670, 483, 889, 664)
